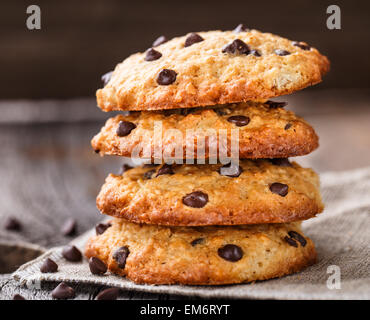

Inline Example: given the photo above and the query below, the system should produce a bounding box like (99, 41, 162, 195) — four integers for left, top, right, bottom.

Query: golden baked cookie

(96, 160, 323, 226)
(92, 101, 318, 159)
(97, 28, 329, 111)
(85, 218, 316, 285)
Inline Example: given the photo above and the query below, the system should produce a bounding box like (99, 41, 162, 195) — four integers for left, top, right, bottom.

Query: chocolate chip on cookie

(233, 23, 249, 33)
(190, 238, 204, 246)
(250, 49, 261, 57)
(62, 245, 82, 262)
(284, 236, 298, 247)
(101, 71, 113, 86)
(293, 41, 311, 51)
(219, 163, 243, 177)
(218, 244, 243, 262)
(116, 121, 136, 137)
(184, 33, 204, 47)
(113, 246, 130, 269)
(144, 48, 162, 61)
(182, 191, 209, 208)
(143, 169, 156, 180)
(265, 100, 287, 109)
(40, 258, 58, 273)
(152, 35, 167, 47)
(269, 158, 292, 167)
(288, 231, 307, 247)
(269, 183, 289, 197)
(95, 222, 112, 235)
(222, 39, 250, 55)
(227, 115, 250, 127)
(157, 69, 177, 85)
(284, 123, 292, 130)
(89, 257, 107, 275)
(275, 49, 291, 56)
(156, 164, 174, 177)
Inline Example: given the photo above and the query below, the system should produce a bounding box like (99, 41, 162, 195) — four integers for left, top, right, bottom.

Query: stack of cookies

(85, 26, 329, 285)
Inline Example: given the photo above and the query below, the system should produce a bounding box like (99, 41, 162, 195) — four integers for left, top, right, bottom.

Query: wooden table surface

(0, 89, 369, 299)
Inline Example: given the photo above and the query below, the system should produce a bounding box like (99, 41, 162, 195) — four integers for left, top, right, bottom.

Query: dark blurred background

(1, 0, 370, 99)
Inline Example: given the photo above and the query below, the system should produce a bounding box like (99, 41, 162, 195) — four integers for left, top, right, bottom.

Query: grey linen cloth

(12, 167, 370, 300)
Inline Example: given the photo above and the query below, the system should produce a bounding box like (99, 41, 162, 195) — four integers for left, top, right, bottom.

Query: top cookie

(97, 28, 329, 111)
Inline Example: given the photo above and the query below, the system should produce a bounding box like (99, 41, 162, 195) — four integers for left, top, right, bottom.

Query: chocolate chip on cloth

(96, 288, 120, 300)
(40, 258, 58, 273)
(156, 69, 177, 85)
(184, 33, 204, 47)
(116, 121, 136, 137)
(4, 217, 22, 231)
(61, 218, 77, 236)
(89, 257, 107, 275)
(51, 282, 75, 300)
(96, 160, 323, 226)
(85, 219, 316, 285)
(62, 245, 82, 262)
(13, 294, 26, 300)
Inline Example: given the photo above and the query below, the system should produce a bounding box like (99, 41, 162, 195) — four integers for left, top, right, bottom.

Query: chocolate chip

(116, 121, 136, 137)
(218, 163, 243, 177)
(191, 238, 204, 246)
(275, 49, 291, 56)
(89, 257, 107, 275)
(51, 282, 75, 300)
(293, 41, 311, 50)
(284, 236, 298, 247)
(96, 287, 120, 300)
(156, 164, 174, 177)
(61, 218, 77, 236)
(101, 71, 113, 86)
(227, 115, 250, 127)
(233, 23, 249, 33)
(13, 294, 26, 300)
(284, 123, 292, 130)
(269, 183, 289, 197)
(184, 33, 204, 47)
(40, 258, 58, 273)
(144, 48, 162, 61)
(265, 100, 287, 109)
(269, 158, 292, 167)
(95, 222, 112, 235)
(62, 245, 82, 262)
(222, 39, 250, 55)
(218, 244, 243, 262)
(213, 108, 229, 116)
(250, 49, 261, 57)
(119, 164, 133, 175)
(113, 246, 130, 269)
(143, 169, 156, 180)
(94, 149, 100, 154)
(152, 35, 167, 47)
(288, 231, 307, 247)
(156, 69, 177, 85)
(4, 217, 21, 231)
(182, 191, 209, 208)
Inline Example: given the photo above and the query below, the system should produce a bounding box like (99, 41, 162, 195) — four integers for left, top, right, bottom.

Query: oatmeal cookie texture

(96, 160, 323, 226)
(92, 101, 318, 159)
(97, 29, 329, 111)
(85, 219, 316, 285)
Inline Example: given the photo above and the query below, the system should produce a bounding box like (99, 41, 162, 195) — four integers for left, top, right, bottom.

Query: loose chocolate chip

(13, 294, 25, 300)
(101, 71, 113, 86)
(227, 115, 250, 127)
(40, 258, 58, 273)
(218, 244, 243, 262)
(116, 121, 136, 137)
(269, 183, 289, 197)
(61, 218, 77, 236)
(265, 100, 287, 109)
(233, 23, 249, 33)
(284, 236, 298, 247)
(95, 222, 112, 235)
(156, 164, 174, 177)
(222, 39, 250, 55)
(143, 169, 156, 180)
(152, 35, 167, 47)
(284, 123, 292, 130)
(157, 69, 177, 85)
(144, 48, 162, 61)
(275, 49, 291, 56)
(62, 245, 82, 262)
(191, 238, 204, 246)
(182, 191, 209, 208)
(119, 164, 133, 175)
(94, 149, 100, 154)
(184, 33, 204, 47)
(250, 49, 261, 57)
(288, 231, 307, 247)
(269, 158, 292, 167)
(96, 287, 120, 300)
(4, 217, 21, 231)
(52, 282, 75, 300)
(113, 246, 130, 269)
(89, 257, 107, 275)
(218, 163, 243, 177)
(292, 41, 311, 51)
